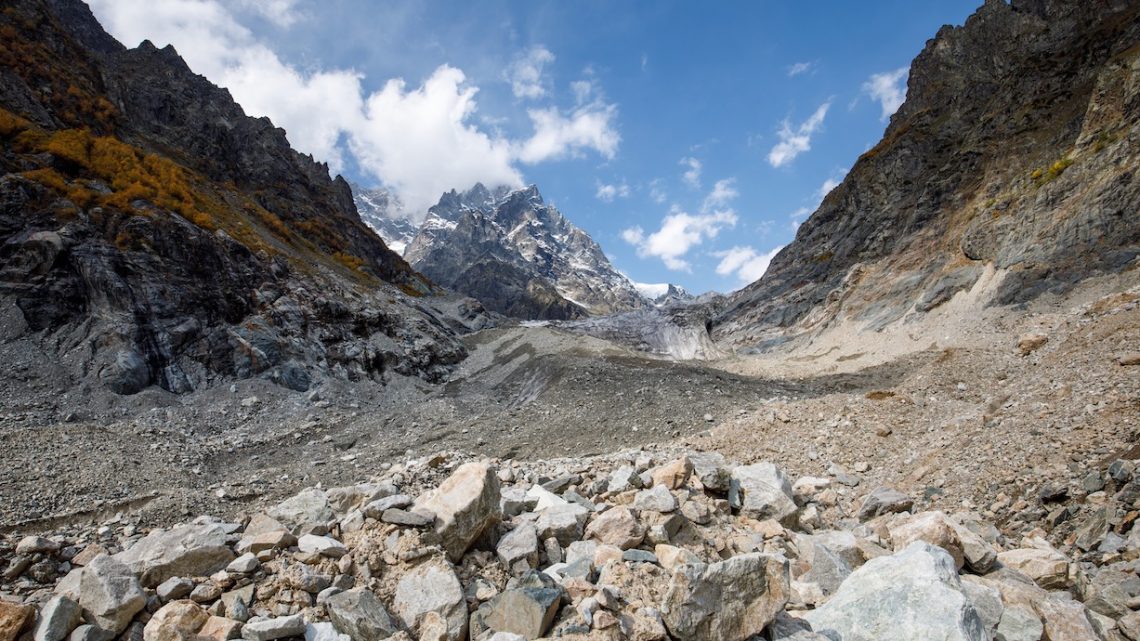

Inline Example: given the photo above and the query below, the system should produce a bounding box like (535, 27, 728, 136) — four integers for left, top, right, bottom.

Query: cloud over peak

(506, 46, 555, 100)
(863, 67, 909, 121)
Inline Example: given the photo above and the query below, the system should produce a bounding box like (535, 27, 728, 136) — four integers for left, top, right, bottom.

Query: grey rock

(621, 550, 658, 564)
(728, 463, 798, 524)
(804, 542, 986, 641)
(535, 504, 589, 547)
(267, 489, 333, 533)
(155, 578, 193, 602)
(497, 524, 540, 575)
(303, 622, 348, 641)
(114, 522, 235, 587)
(856, 487, 914, 521)
(34, 596, 82, 641)
(68, 625, 109, 641)
(607, 466, 643, 494)
(688, 452, 731, 493)
(226, 554, 259, 574)
(241, 616, 305, 641)
(632, 485, 677, 513)
(470, 579, 562, 640)
(77, 555, 147, 635)
(994, 606, 1043, 641)
(361, 495, 413, 519)
(661, 553, 790, 641)
(960, 577, 1003, 639)
(393, 560, 467, 641)
(380, 509, 432, 527)
(297, 535, 347, 558)
(324, 590, 397, 641)
(17, 536, 60, 556)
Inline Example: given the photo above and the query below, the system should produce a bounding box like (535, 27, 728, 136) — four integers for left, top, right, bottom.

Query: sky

(86, 0, 982, 295)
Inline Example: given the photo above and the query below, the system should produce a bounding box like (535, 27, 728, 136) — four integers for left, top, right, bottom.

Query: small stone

(471, 575, 561, 640)
(996, 544, 1069, 590)
(240, 615, 305, 641)
(380, 509, 432, 527)
(297, 535, 347, 558)
(190, 583, 222, 604)
(607, 466, 643, 494)
(226, 554, 259, 574)
(198, 617, 243, 641)
(235, 531, 296, 555)
(728, 463, 798, 525)
(856, 487, 914, 521)
(535, 504, 589, 546)
(1017, 333, 1048, 355)
(651, 457, 693, 490)
(497, 524, 539, 575)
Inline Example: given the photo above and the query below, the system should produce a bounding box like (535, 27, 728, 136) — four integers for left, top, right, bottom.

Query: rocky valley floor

(1, 275, 1139, 640)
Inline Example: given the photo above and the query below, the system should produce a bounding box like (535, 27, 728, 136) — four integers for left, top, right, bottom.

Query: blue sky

(88, 0, 981, 294)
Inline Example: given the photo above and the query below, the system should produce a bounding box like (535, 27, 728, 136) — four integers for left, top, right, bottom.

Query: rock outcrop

(0, 0, 472, 398)
(715, 0, 1140, 349)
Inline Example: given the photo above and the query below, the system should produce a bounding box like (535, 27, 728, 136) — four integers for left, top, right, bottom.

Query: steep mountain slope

(0, 0, 468, 396)
(715, 0, 1140, 349)
(405, 183, 648, 320)
(350, 183, 418, 255)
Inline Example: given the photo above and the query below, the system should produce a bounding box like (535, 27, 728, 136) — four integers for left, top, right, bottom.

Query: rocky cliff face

(405, 184, 648, 320)
(715, 0, 1140, 349)
(0, 0, 470, 396)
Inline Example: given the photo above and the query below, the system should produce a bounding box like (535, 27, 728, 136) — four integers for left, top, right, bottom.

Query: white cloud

(767, 101, 830, 168)
(649, 179, 667, 204)
(570, 80, 593, 105)
(715, 245, 783, 283)
(787, 61, 814, 77)
(679, 157, 702, 188)
(87, 1, 621, 216)
(701, 178, 738, 213)
(237, 0, 302, 27)
(621, 208, 737, 271)
(862, 67, 908, 121)
(350, 65, 523, 213)
(515, 102, 620, 164)
(506, 46, 555, 100)
(595, 180, 630, 202)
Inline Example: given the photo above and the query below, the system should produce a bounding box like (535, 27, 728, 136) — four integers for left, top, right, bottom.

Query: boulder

(235, 531, 296, 555)
(470, 573, 562, 640)
(585, 507, 644, 550)
(632, 485, 677, 513)
(804, 542, 986, 641)
(650, 457, 693, 490)
(114, 522, 235, 587)
(142, 601, 208, 641)
(856, 487, 914, 521)
(34, 597, 82, 641)
(497, 524, 540, 575)
(0, 602, 34, 641)
(414, 462, 502, 562)
(324, 590, 397, 641)
(392, 560, 466, 641)
(728, 463, 797, 524)
(78, 555, 147, 635)
(996, 545, 1069, 590)
(688, 452, 731, 493)
(266, 489, 334, 532)
(198, 617, 243, 641)
(226, 554, 259, 574)
(240, 616, 305, 641)
(661, 553, 790, 641)
(887, 511, 965, 570)
(607, 466, 643, 494)
(16, 536, 60, 555)
(535, 504, 589, 546)
(297, 535, 347, 558)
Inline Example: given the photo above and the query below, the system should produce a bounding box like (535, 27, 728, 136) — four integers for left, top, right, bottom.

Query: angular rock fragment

(414, 462, 501, 562)
(115, 522, 235, 587)
(661, 553, 790, 641)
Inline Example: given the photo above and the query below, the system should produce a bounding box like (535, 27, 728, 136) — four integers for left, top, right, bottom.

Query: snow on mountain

(404, 183, 648, 319)
(350, 183, 419, 255)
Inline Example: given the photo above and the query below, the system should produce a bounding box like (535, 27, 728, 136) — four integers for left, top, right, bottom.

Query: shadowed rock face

(0, 0, 469, 395)
(715, 0, 1140, 349)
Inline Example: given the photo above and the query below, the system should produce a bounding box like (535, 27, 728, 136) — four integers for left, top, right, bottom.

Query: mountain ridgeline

(714, 0, 1140, 349)
(360, 183, 649, 321)
(0, 0, 472, 397)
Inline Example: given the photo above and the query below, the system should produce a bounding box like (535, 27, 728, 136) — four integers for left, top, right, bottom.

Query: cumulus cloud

(863, 67, 908, 121)
(506, 46, 555, 100)
(515, 102, 620, 164)
(767, 101, 830, 168)
(87, 1, 622, 216)
(595, 181, 630, 202)
(350, 66, 523, 213)
(621, 207, 737, 271)
(787, 61, 814, 77)
(679, 157, 702, 188)
(715, 245, 783, 284)
(701, 178, 738, 213)
(649, 179, 667, 204)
